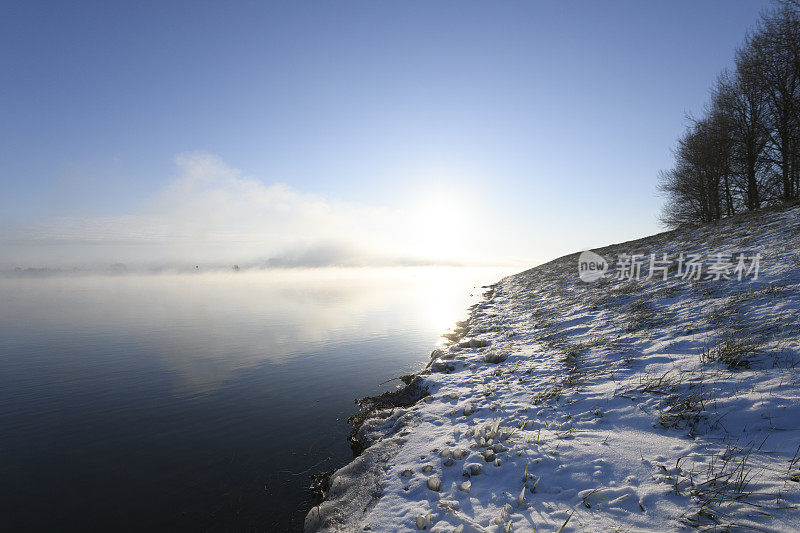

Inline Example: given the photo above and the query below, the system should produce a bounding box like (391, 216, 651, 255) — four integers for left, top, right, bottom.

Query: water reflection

(1, 267, 509, 395)
(0, 266, 514, 530)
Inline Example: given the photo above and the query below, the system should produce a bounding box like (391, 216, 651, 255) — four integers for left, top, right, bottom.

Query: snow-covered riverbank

(307, 204, 800, 532)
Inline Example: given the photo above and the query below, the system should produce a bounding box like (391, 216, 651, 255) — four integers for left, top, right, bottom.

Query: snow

(306, 204, 800, 532)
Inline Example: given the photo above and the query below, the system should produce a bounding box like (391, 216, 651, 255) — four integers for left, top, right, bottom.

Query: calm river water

(0, 266, 512, 531)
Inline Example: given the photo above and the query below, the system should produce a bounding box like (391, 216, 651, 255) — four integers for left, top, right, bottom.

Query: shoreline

(306, 283, 500, 520)
(303, 281, 508, 531)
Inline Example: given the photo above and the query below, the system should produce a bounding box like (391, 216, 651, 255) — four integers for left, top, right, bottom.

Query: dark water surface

(0, 267, 510, 531)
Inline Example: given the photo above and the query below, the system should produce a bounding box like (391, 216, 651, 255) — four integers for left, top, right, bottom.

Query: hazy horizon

(1, 1, 773, 270)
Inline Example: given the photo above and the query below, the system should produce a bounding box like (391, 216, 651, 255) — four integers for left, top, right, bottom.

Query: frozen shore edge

(304, 283, 501, 532)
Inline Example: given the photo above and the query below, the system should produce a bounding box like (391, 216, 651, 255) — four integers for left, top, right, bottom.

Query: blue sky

(0, 0, 774, 269)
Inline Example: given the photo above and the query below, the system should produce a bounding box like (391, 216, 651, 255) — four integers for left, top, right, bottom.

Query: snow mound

(307, 204, 800, 532)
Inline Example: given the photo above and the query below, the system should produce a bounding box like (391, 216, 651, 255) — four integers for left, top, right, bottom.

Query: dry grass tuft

(700, 337, 759, 369)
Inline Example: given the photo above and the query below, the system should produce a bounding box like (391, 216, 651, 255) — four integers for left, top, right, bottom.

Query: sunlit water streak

(0, 266, 513, 531)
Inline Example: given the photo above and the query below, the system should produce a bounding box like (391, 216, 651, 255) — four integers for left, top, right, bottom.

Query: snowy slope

(306, 204, 800, 532)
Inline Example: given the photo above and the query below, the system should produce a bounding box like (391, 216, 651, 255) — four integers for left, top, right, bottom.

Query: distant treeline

(660, 1, 800, 226)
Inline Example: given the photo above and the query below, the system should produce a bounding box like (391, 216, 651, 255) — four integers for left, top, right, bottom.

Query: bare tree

(750, 5, 800, 201)
(714, 62, 770, 211)
(658, 1, 800, 228)
(659, 117, 729, 225)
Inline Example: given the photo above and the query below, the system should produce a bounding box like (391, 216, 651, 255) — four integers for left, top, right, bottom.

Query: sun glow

(404, 189, 471, 262)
